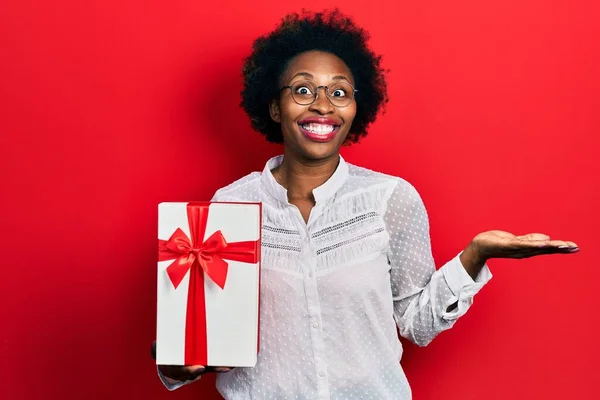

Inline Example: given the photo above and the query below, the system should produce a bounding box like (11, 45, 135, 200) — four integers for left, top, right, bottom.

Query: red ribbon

(158, 202, 259, 365)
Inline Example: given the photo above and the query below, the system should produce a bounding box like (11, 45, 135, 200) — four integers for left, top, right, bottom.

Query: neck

(272, 150, 340, 201)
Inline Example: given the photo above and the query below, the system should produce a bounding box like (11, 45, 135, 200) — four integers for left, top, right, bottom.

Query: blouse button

(318, 371, 325, 378)
(308, 271, 313, 278)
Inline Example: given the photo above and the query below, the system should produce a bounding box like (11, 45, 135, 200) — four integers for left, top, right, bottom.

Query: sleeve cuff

(157, 366, 201, 391)
(441, 253, 492, 320)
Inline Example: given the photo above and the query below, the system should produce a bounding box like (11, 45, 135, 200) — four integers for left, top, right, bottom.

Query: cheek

(279, 99, 304, 123)
(342, 104, 357, 127)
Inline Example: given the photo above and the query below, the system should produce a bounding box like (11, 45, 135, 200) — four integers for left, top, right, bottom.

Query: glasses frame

(280, 80, 358, 108)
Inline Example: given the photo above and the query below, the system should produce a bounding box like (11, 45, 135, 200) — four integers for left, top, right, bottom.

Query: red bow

(158, 203, 259, 290)
(159, 228, 231, 289)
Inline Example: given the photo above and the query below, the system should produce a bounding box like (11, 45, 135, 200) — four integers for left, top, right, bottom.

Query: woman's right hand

(153, 341, 232, 381)
(158, 364, 233, 381)
(158, 364, 206, 381)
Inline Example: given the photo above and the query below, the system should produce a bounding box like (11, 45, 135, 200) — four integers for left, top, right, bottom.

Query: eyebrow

(290, 72, 351, 82)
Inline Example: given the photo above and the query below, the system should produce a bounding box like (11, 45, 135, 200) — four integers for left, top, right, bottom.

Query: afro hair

(241, 9, 389, 143)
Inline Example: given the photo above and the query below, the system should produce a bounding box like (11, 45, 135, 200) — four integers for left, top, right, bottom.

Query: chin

(282, 125, 349, 160)
(296, 142, 343, 161)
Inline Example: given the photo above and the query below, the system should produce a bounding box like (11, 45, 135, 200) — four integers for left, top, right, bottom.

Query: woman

(156, 9, 578, 399)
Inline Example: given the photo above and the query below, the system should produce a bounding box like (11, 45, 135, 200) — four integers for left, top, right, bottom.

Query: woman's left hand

(471, 230, 579, 260)
(460, 231, 579, 278)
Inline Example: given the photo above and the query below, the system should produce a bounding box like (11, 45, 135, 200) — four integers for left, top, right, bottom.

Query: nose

(308, 88, 335, 114)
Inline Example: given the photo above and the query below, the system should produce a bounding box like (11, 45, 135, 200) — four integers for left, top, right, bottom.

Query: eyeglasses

(280, 80, 357, 108)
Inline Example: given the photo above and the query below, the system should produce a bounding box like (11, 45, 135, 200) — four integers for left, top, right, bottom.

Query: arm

(385, 180, 492, 346)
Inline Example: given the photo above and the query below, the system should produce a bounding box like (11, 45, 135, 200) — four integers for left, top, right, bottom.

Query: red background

(1, 1, 598, 399)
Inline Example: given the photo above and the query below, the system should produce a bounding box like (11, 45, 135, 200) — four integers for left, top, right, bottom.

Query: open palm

(472, 230, 579, 260)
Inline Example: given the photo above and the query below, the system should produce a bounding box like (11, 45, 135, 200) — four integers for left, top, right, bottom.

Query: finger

(545, 240, 578, 249)
(487, 230, 515, 238)
(204, 366, 227, 373)
(512, 249, 553, 258)
(530, 245, 580, 256)
(515, 239, 577, 249)
(516, 233, 550, 241)
(511, 238, 551, 248)
(159, 364, 206, 380)
(185, 365, 206, 376)
(158, 365, 188, 380)
(151, 340, 157, 360)
(515, 248, 576, 258)
(212, 366, 233, 373)
(180, 365, 206, 380)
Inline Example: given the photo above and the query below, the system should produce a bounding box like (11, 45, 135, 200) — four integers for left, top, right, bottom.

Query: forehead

(280, 50, 354, 84)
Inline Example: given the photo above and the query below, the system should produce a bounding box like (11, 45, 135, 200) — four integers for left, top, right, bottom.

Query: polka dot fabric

(159, 155, 492, 399)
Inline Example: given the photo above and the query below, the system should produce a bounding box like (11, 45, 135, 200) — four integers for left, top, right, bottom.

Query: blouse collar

(261, 154, 349, 205)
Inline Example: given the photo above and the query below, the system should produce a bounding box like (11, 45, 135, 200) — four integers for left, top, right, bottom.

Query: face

(270, 50, 357, 162)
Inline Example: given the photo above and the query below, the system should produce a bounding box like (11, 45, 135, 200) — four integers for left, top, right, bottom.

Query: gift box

(156, 202, 261, 367)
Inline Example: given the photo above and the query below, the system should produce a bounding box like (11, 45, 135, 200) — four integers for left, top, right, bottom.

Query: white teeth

(300, 123, 336, 134)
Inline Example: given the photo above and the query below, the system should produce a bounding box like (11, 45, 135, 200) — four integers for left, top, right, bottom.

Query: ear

(269, 99, 281, 123)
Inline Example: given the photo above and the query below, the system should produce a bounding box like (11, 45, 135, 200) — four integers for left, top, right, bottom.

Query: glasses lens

(291, 81, 317, 105)
(327, 82, 354, 107)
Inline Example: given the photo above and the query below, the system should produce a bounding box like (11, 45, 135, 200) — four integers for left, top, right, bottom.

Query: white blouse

(160, 154, 492, 399)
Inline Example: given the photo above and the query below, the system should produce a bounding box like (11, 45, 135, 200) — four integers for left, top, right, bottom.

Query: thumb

(189, 365, 206, 375)
(516, 233, 550, 241)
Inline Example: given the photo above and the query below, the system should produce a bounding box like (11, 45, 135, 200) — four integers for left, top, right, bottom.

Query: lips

(298, 117, 341, 143)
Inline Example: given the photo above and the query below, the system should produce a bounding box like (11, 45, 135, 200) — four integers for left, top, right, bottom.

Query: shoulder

(342, 162, 425, 217)
(211, 171, 262, 201)
(345, 162, 419, 197)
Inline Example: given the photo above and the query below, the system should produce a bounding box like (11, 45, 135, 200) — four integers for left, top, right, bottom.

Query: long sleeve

(384, 179, 492, 346)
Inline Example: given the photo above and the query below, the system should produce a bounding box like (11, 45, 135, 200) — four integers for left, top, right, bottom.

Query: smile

(298, 123, 340, 142)
(297, 119, 341, 143)
(300, 123, 336, 134)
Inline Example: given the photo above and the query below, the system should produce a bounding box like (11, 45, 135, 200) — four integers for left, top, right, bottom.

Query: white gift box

(156, 202, 261, 367)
